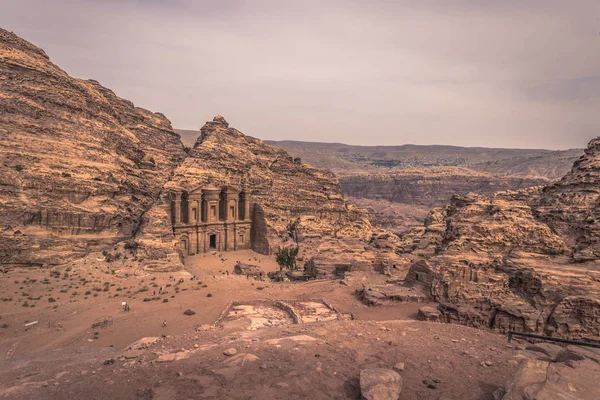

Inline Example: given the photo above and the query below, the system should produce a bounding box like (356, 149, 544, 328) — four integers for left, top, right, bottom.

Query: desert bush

(304, 258, 319, 279)
(183, 309, 196, 316)
(275, 246, 299, 271)
(124, 239, 139, 251)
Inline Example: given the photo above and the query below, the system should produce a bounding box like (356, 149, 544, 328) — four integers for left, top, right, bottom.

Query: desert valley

(1, 15, 600, 400)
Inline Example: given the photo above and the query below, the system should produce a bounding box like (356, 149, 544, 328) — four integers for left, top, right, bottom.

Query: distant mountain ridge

(177, 130, 581, 181)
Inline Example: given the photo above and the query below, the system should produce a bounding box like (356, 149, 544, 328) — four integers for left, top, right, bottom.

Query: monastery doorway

(180, 238, 188, 254)
(209, 234, 217, 249)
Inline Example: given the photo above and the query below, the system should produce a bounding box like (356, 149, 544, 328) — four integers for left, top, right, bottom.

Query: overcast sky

(2, 0, 599, 149)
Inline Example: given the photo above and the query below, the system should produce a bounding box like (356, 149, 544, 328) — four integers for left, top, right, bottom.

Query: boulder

(417, 306, 442, 322)
(525, 343, 563, 361)
(360, 368, 402, 400)
(502, 359, 549, 400)
(233, 262, 264, 277)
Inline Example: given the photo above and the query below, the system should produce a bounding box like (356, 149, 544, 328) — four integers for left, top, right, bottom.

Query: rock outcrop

(402, 137, 600, 340)
(148, 116, 409, 272)
(536, 137, 600, 261)
(0, 28, 186, 266)
(340, 168, 547, 207)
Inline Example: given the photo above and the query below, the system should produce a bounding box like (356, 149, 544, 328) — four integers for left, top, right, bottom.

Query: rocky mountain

(263, 140, 581, 180)
(0, 29, 402, 272)
(339, 168, 546, 207)
(144, 117, 407, 271)
(0, 28, 186, 267)
(179, 132, 582, 228)
(401, 137, 600, 340)
(259, 140, 582, 214)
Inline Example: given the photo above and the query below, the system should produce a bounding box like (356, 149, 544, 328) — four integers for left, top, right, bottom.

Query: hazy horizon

(3, 0, 600, 150)
(177, 127, 585, 151)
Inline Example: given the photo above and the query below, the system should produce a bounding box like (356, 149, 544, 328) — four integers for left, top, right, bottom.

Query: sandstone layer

(150, 117, 409, 272)
(0, 28, 186, 266)
(403, 137, 600, 340)
(339, 168, 546, 207)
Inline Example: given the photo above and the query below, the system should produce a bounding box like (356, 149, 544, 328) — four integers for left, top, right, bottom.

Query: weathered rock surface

(340, 168, 547, 207)
(152, 116, 410, 272)
(402, 137, 600, 339)
(0, 28, 185, 266)
(233, 262, 264, 277)
(501, 344, 600, 400)
(359, 368, 402, 400)
(536, 137, 600, 261)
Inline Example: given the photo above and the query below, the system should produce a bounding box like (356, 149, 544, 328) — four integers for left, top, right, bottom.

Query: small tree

(275, 246, 299, 272)
(304, 258, 318, 279)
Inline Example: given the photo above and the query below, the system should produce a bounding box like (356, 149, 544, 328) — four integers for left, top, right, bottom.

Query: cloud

(1, 0, 599, 149)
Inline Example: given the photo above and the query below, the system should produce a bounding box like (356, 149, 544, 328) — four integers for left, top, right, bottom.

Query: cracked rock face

(405, 137, 600, 339)
(536, 137, 600, 261)
(0, 28, 186, 266)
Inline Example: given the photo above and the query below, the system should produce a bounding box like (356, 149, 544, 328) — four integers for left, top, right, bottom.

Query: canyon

(1, 28, 599, 400)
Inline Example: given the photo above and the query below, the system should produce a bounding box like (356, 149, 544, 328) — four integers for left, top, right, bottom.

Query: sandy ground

(0, 318, 525, 400)
(5, 249, 589, 399)
(0, 250, 429, 358)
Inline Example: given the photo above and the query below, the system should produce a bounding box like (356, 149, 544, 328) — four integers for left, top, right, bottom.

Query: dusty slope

(0, 28, 186, 267)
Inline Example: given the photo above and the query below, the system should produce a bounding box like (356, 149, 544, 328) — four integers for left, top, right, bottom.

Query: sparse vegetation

(275, 246, 299, 272)
(303, 257, 319, 279)
(183, 309, 196, 316)
(124, 239, 139, 251)
(15, 165, 24, 172)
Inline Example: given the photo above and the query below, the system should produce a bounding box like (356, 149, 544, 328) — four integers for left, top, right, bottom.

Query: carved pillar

(244, 192, 251, 221)
(174, 192, 181, 225)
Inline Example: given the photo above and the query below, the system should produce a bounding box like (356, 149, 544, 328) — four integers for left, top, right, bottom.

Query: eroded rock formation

(0, 28, 186, 266)
(403, 137, 600, 340)
(142, 116, 409, 272)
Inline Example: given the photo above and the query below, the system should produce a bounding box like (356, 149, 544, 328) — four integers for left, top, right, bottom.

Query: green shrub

(15, 165, 24, 172)
(183, 309, 195, 316)
(275, 246, 299, 272)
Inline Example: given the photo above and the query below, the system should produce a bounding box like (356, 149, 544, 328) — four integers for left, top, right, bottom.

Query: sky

(2, 0, 600, 149)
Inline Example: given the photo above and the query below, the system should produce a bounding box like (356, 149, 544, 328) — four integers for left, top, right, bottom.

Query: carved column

(174, 192, 181, 225)
(244, 192, 251, 221)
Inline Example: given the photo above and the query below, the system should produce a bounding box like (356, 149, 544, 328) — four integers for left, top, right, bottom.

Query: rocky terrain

(339, 168, 545, 208)
(1, 28, 600, 400)
(0, 29, 403, 274)
(390, 136, 600, 341)
(258, 140, 581, 181)
(0, 28, 186, 267)
(157, 118, 409, 273)
(179, 132, 582, 231)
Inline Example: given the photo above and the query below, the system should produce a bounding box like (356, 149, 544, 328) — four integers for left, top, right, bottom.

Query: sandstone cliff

(145, 116, 409, 271)
(536, 137, 600, 261)
(404, 138, 600, 340)
(0, 28, 186, 266)
(339, 168, 547, 207)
